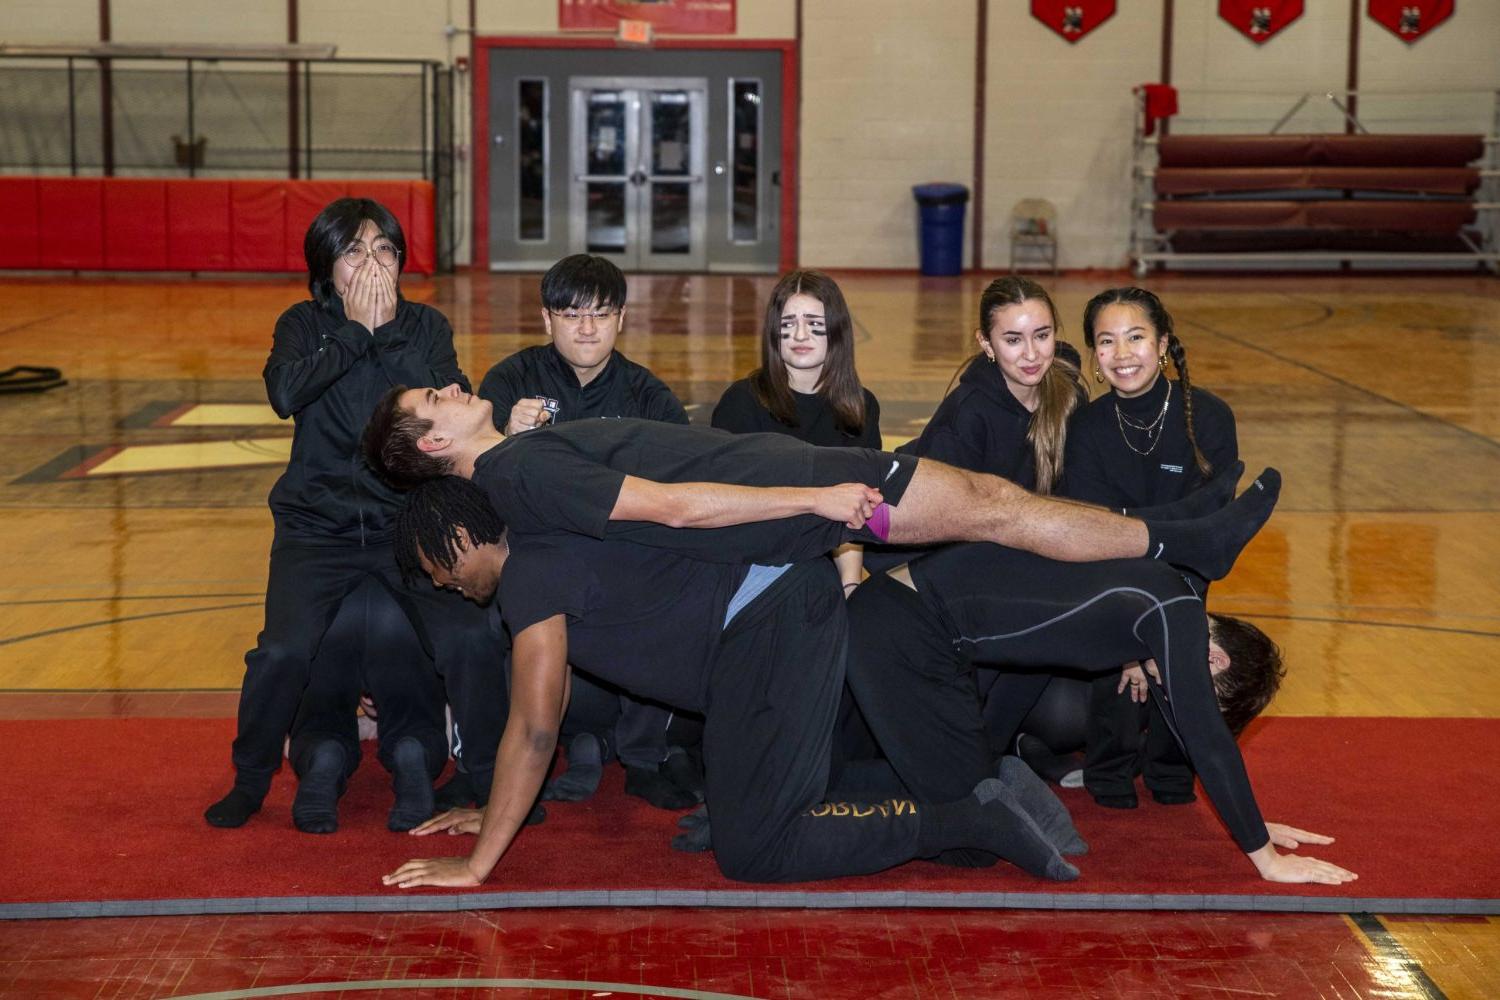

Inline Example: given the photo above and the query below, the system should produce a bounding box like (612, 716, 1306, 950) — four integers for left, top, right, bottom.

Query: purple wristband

(866, 502, 892, 542)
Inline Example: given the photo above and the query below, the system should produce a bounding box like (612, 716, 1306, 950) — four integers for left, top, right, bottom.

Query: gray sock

(998, 755, 1088, 856)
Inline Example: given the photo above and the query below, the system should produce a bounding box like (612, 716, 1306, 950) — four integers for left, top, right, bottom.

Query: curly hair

(393, 476, 507, 584)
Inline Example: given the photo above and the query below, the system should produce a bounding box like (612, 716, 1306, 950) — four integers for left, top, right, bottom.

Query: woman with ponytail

(898, 276, 1084, 493)
(1020, 287, 1241, 810)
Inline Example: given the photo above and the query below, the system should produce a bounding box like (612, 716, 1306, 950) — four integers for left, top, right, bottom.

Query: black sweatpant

(289, 573, 447, 780)
(844, 545, 1268, 854)
(702, 559, 921, 883)
(232, 534, 506, 796)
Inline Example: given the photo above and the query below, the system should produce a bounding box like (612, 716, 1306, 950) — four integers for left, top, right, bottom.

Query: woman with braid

(1028, 287, 1240, 809)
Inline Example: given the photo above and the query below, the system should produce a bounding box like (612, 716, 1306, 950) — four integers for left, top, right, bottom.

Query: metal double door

(569, 77, 707, 270)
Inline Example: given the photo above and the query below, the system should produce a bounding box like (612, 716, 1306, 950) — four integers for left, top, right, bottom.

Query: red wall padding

(0, 178, 40, 268)
(103, 180, 168, 270)
(39, 178, 104, 269)
(167, 181, 232, 270)
(1158, 134, 1484, 169)
(0, 178, 437, 274)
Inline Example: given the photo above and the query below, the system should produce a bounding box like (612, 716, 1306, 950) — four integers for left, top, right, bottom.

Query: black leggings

(290, 573, 447, 780)
(845, 544, 1268, 854)
(233, 535, 506, 795)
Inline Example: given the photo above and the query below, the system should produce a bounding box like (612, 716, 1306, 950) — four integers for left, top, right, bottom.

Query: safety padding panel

(284, 182, 350, 272)
(3, 177, 438, 273)
(167, 181, 232, 271)
(38, 178, 104, 270)
(403, 182, 436, 275)
(231, 181, 288, 271)
(0, 177, 40, 268)
(103, 180, 168, 270)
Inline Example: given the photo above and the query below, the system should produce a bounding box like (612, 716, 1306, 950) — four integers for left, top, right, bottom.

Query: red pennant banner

(1218, 1, 1305, 44)
(1367, 0, 1455, 42)
(1031, 1, 1117, 44)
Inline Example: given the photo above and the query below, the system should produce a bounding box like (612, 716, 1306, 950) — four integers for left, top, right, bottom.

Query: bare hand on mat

(1249, 832, 1358, 886)
(408, 807, 483, 836)
(1265, 822, 1335, 850)
(382, 856, 483, 889)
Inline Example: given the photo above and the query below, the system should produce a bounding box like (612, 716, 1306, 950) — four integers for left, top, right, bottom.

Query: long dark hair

(1082, 287, 1212, 478)
(304, 197, 407, 311)
(950, 276, 1081, 494)
(750, 270, 867, 436)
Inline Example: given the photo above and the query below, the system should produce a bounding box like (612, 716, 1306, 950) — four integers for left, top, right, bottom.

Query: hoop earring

(1093, 368, 1105, 384)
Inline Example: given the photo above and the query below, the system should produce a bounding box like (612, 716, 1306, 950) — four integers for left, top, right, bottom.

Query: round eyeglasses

(341, 243, 401, 268)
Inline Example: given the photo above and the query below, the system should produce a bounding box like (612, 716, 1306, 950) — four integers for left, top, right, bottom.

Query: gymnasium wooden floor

(1, 268, 1498, 998)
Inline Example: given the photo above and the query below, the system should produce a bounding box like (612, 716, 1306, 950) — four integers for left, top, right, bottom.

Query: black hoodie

(264, 297, 467, 545)
(897, 358, 1044, 490)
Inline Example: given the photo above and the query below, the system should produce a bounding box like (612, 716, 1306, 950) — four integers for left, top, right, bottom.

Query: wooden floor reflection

(0, 269, 1497, 998)
(3, 270, 1496, 717)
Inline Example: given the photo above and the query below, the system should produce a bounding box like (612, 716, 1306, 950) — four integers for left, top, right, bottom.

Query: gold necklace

(1115, 379, 1171, 456)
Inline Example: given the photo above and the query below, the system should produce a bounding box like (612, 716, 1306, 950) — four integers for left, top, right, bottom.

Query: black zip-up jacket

(898, 359, 1049, 489)
(477, 344, 688, 429)
(264, 297, 467, 545)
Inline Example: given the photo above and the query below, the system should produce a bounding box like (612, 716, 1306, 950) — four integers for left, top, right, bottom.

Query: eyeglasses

(341, 243, 401, 268)
(548, 308, 620, 325)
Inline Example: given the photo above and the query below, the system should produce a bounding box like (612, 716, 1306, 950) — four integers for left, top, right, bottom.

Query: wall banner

(1218, 1, 1305, 44)
(1030, 2, 1117, 44)
(560, 0, 735, 35)
(1367, 1, 1455, 42)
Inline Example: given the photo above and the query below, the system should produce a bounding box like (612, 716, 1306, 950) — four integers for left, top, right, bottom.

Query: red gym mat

(1, 716, 1495, 915)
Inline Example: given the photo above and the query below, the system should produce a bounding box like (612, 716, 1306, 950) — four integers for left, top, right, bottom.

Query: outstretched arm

(383, 616, 569, 888)
(612, 476, 882, 531)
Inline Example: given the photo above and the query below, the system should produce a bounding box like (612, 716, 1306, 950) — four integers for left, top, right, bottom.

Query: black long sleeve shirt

(264, 297, 467, 544)
(711, 378, 882, 450)
(477, 345, 688, 430)
(1063, 376, 1238, 509)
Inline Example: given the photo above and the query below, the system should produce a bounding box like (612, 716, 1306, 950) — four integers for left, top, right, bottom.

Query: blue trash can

(912, 182, 969, 276)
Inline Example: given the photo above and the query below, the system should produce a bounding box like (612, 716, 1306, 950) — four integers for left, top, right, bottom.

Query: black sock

(1015, 734, 1082, 786)
(918, 779, 1078, 881)
(998, 756, 1087, 856)
(671, 804, 712, 852)
(434, 770, 476, 810)
(660, 747, 706, 803)
(1127, 460, 1243, 520)
(541, 733, 604, 802)
(1093, 792, 1138, 810)
(1143, 468, 1280, 580)
(292, 741, 346, 834)
(204, 786, 264, 828)
(388, 737, 436, 832)
(625, 765, 701, 810)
